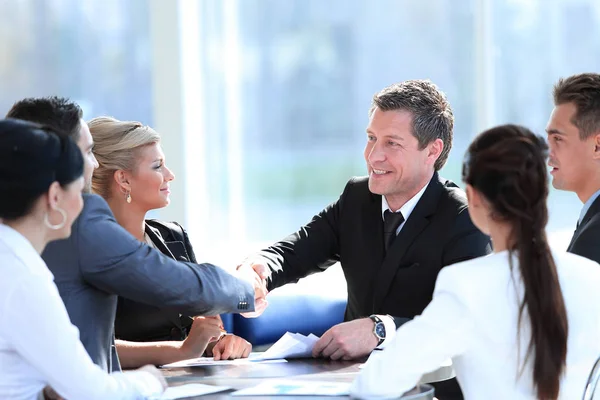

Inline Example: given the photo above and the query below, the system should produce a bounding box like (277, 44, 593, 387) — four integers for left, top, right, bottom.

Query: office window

(0, 0, 152, 123)
(194, 0, 477, 259)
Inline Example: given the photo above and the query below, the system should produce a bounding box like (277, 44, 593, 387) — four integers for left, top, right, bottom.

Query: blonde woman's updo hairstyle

(88, 116, 161, 200)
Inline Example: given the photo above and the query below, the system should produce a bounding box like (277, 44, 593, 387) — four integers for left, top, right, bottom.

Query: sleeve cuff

(375, 314, 397, 350)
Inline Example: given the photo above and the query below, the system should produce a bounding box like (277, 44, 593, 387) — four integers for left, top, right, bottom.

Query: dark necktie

(384, 209, 405, 252)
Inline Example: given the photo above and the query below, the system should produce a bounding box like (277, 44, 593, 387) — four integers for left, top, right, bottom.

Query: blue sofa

(221, 280, 347, 346)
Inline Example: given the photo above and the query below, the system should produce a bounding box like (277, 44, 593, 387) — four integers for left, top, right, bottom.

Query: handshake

(235, 258, 270, 318)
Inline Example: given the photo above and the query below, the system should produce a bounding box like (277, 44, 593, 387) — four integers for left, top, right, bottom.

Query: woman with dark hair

(351, 124, 600, 399)
(0, 119, 166, 399)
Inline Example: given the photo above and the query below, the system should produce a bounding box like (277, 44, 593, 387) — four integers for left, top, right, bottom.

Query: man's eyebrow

(546, 128, 566, 135)
(365, 130, 404, 141)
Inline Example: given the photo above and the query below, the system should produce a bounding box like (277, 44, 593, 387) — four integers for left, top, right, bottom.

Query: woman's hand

(179, 316, 224, 359)
(207, 334, 252, 360)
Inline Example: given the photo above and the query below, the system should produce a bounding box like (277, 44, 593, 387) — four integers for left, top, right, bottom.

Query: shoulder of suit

(346, 176, 369, 188)
(438, 176, 468, 211)
(81, 193, 113, 220)
(338, 176, 372, 200)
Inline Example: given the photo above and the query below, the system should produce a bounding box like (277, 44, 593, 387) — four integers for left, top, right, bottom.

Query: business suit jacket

(114, 220, 198, 342)
(258, 173, 491, 400)
(568, 195, 600, 264)
(42, 194, 253, 372)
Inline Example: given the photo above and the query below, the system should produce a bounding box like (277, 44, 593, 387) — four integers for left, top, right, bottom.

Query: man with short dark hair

(242, 81, 491, 400)
(546, 73, 600, 264)
(7, 96, 98, 193)
(6, 97, 267, 373)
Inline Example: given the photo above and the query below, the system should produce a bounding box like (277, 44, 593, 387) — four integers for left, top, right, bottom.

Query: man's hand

(179, 316, 224, 359)
(208, 334, 252, 360)
(236, 259, 270, 318)
(312, 318, 378, 360)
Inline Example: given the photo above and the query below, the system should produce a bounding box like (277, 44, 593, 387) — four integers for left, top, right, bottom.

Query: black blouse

(114, 220, 197, 342)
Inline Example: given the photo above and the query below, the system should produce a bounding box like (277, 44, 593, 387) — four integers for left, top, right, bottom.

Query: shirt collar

(579, 188, 600, 225)
(0, 223, 51, 277)
(381, 182, 429, 221)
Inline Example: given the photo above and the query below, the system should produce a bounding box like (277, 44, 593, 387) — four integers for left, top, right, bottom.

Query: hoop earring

(44, 207, 67, 230)
(126, 191, 132, 204)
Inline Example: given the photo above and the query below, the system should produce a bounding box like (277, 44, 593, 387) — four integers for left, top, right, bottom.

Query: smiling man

(241, 81, 491, 400)
(547, 73, 600, 263)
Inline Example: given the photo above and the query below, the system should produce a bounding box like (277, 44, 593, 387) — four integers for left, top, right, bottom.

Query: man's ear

(113, 170, 131, 193)
(593, 132, 600, 160)
(427, 138, 444, 165)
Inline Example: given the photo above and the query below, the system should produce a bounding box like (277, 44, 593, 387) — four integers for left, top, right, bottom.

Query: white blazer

(0, 224, 163, 400)
(351, 249, 600, 399)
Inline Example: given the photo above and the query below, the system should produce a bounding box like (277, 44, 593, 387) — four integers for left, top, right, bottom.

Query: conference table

(161, 355, 454, 399)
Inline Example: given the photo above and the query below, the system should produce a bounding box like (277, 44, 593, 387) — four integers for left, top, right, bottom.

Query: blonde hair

(88, 116, 161, 200)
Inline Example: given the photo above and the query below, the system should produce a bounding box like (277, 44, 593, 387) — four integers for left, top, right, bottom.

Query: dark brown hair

(6, 96, 83, 142)
(370, 80, 454, 171)
(462, 124, 568, 400)
(553, 73, 600, 140)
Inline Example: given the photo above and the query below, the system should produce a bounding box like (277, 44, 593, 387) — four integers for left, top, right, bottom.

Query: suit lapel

(372, 174, 444, 312)
(144, 224, 176, 260)
(568, 195, 600, 251)
(143, 223, 190, 329)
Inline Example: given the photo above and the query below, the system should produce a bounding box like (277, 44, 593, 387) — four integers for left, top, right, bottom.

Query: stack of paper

(259, 332, 320, 360)
(160, 354, 286, 368)
(160, 331, 319, 368)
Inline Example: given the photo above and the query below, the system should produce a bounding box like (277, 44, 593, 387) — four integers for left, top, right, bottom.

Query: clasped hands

(235, 259, 270, 318)
(235, 259, 380, 361)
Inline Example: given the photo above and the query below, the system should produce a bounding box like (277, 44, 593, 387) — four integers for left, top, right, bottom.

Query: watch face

(375, 323, 386, 338)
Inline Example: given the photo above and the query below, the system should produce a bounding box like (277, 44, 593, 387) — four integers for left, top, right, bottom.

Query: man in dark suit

(6, 97, 267, 372)
(242, 81, 491, 399)
(546, 73, 600, 264)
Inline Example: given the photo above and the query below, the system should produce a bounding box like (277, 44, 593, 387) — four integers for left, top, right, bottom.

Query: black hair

(0, 119, 84, 220)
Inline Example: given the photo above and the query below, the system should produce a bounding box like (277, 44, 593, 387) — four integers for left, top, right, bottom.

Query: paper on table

(231, 379, 350, 396)
(161, 353, 287, 368)
(258, 332, 320, 360)
(150, 383, 230, 400)
(161, 332, 319, 368)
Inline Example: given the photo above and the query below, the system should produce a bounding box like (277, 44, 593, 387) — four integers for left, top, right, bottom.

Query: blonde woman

(88, 116, 251, 368)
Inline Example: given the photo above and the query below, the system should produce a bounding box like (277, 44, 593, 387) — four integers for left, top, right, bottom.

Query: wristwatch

(369, 314, 386, 347)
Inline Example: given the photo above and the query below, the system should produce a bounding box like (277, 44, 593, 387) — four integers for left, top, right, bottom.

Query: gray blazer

(42, 194, 253, 372)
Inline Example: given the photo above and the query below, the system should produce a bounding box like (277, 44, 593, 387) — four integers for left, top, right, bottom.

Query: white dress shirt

(0, 224, 164, 400)
(351, 249, 600, 399)
(579, 188, 600, 225)
(374, 183, 429, 349)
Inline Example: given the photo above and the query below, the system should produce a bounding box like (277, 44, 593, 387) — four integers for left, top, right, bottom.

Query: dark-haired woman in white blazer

(351, 125, 600, 400)
(0, 119, 166, 400)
